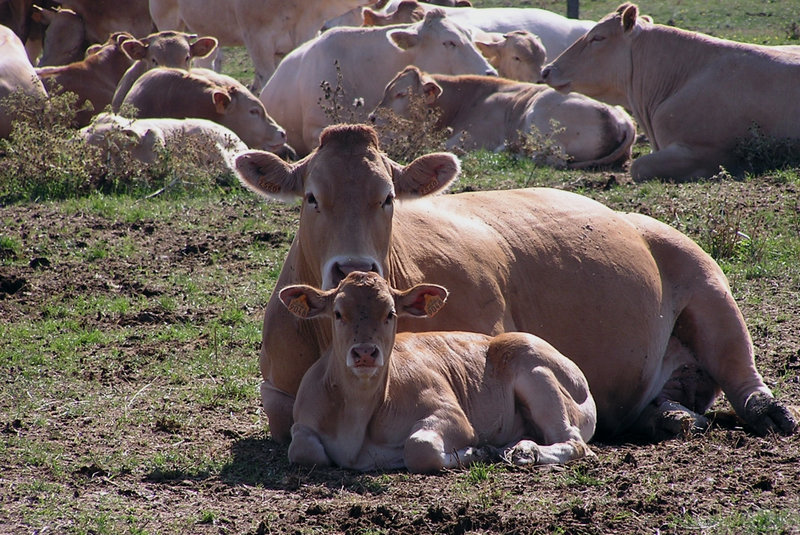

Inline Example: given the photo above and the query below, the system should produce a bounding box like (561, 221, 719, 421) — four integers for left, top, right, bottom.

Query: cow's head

(363, 1, 426, 27)
(476, 30, 547, 83)
(235, 124, 460, 289)
(541, 2, 643, 106)
(122, 31, 218, 70)
(278, 272, 448, 382)
(370, 66, 442, 127)
(387, 9, 497, 77)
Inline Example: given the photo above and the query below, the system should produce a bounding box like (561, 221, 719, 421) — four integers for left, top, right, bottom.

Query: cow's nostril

(541, 66, 551, 80)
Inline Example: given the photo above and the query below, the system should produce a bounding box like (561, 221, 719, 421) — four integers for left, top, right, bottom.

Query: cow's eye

(395, 90, 406, 99)
(151, 58, 159, 65)
(591, 35, 605, 43)
(382, 194, 394, 208)
(386, 310, 396, 322)
(306, 193, 317, 206)
(334, 310, 342, 320)
(444, 40, 457, 49)
(513, 56, 521, 62)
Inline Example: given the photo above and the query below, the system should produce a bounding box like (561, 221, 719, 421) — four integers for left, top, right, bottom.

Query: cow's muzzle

(324, 256, 383, 289)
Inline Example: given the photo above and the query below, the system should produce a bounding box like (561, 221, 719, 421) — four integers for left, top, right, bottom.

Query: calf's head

(122, 31, 218, 70)
(235, 124, 460, 289)
(279, 272, 448, 380)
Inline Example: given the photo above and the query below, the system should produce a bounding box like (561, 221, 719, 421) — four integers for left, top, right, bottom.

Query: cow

(56, 0, 154, 44)
(362, 1, 595, 62)
(110, 31, 217, 112)
(121, 67, 288, 153)
(0, 23, 47, 138)
(79, 112, 247, 168)
(371, 66, 634, 169)
(474, 31, 547, 83)
(541, 3, 800, 181)
(35, 31, 135, 126)
(259, 9, 497, 157)
(283, 271, 597, 472)
(32, 6, 86, 66)
(233, 123, 798, 445)
(35, 30, 214, 127)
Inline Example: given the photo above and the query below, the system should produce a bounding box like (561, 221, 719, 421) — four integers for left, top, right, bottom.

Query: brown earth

(1, 190, 799, 534)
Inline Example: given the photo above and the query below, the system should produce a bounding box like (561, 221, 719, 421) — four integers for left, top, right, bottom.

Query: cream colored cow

(0, 23, 47, 138)
(541, 3, 800, 181)
(284, 272, 597, 472)
(234, 123, 798, 444)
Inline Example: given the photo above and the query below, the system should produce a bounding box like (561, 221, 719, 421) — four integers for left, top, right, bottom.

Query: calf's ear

(392, 152, 460, 197)
(190, 36, 218, 58)
(394, 284, 449, 318)
(121, 39, 148, 60)
(212, 90, 232, 114)
(621, 3, 638, 32)
(279, 285, 332, 319)
(234, 150, 305, 201)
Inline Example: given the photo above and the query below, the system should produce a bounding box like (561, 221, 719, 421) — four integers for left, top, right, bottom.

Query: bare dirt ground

(2, 191, 799, 534)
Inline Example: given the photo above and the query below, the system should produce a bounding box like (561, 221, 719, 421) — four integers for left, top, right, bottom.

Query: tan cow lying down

(371, 66, 634, 169)
(0, 23, 47, 138)
(79, 112, 246, 167)
(36, 30, 211, 127)
(284, 272, 596, 472)
(234, 124, 798, 445)
(541, 3, 800, 181)
(259, 9, 496, 157)
(122, 67, 288, 153)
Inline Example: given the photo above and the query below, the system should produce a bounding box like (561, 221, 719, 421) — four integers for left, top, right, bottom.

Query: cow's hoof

(503, 440, 540, 466)
(633, 400, 710, 441)
(743, 392, 799, 436)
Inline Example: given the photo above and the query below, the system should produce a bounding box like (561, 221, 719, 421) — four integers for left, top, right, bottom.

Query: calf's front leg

(288, 423, 330, 467)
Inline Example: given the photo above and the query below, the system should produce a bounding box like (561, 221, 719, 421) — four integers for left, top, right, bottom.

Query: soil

(1, 193, 799, 535)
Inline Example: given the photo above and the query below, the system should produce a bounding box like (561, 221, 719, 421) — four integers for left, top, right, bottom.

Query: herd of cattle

(2, 0, 799, 471)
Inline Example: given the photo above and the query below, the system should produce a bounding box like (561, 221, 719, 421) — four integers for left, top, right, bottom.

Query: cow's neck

(628, 25, 726, 149)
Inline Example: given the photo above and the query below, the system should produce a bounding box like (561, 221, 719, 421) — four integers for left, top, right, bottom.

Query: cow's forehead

(335, 275, 394, 313)
(305, 145, 394, 194)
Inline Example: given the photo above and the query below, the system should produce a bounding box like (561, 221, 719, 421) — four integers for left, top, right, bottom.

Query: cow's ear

(190, 36, 218, 58)
(621, 3, 638, 32)
(279, 285, 332, 319)
(474, 38, 501, 62)
(422, 80, 442, 105)
(234, 150, 305, 201)
(362, 8, 379, 26)
(212, 90, 232, 113)
(387, 28, 420, 50)
(392, 152, 460, 197)
(394, 284, 449, 318)
(121, 39, 148, 60)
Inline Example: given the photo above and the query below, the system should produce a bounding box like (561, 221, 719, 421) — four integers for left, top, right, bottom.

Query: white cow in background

(260, 9, 497, 156)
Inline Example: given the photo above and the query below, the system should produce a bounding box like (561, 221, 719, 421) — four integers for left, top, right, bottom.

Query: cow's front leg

(288, 423, 330, 467)
(500, 439, 596, 465)
(260, 380, 295, 444)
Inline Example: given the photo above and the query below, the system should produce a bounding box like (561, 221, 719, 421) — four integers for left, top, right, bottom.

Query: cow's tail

(567, 107, 636, 170)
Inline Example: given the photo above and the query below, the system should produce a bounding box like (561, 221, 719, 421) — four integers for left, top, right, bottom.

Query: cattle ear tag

(288, 294, 311, 318)
(423, 293, 445, 317)
(418, 178, 439, 195)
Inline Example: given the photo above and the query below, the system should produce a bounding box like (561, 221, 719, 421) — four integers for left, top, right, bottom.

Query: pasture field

(2, 1, 800, 533)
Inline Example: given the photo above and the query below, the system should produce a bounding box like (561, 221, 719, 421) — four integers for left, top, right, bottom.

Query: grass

(1, 2, 800, 533)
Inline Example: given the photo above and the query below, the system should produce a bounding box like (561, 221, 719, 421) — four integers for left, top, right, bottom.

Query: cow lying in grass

(282, 271, 597, 472)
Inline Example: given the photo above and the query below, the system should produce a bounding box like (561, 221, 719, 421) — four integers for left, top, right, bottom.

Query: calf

(283, 271, 596, 473)
(371, 66, 634, 169)
(475, 30, 546, 82)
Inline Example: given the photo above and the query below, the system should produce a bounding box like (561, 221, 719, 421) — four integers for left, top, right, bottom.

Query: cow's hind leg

(511, 365, 596, 464)
(630, 143, 723, 182)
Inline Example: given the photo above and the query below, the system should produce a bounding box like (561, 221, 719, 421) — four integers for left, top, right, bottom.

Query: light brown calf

(371, 66, 634, 168)
(283, 272, 596, 473)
